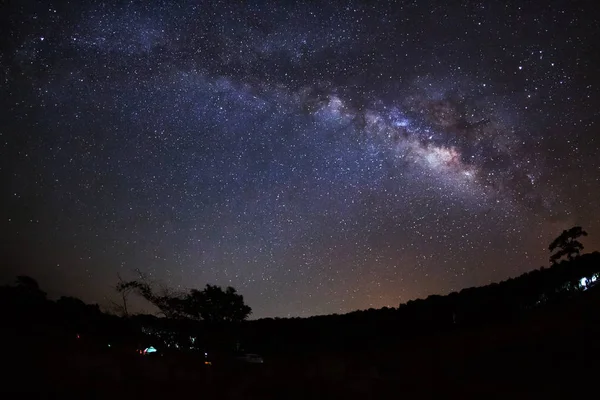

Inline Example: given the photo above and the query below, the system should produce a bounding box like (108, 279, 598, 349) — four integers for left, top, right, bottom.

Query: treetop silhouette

(549, 226, 588, 264)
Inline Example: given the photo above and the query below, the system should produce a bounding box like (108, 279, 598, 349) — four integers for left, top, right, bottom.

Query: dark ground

(3, 286, 600, 399)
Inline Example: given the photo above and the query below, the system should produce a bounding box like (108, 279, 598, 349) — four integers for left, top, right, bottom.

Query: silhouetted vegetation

(240, 251, 600, 355)
(2, 227, 600, 398)
(549, 226, 588, 263)
(116, 270, 252, 323)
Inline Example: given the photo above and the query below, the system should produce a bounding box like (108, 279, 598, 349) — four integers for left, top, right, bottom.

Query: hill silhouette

(2, 251, 600, 398)
(242, 252, 600, 354)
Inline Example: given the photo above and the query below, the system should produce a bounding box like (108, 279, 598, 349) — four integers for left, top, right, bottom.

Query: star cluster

(2, 0, 599, 317)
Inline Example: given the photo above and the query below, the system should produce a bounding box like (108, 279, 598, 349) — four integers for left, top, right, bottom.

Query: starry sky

(2, 0, 599, 318)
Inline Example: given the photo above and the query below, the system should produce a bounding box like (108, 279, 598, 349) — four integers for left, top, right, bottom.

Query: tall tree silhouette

(549, 226, 588, 264)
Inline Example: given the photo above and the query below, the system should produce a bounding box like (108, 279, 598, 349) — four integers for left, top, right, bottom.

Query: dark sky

(1, 0, 599, 318)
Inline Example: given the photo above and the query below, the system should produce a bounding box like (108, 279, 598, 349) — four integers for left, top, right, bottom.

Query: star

(1, 0, 599, 318)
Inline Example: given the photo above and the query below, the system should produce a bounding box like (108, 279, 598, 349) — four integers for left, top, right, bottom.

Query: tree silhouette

(183, 284, 252, 323)
(15, 275, 46, 297)
(116, 275, 185, 318)
(549, 226, 588, 264)
(110, 273, 132, 317)
(117, 272, 251, 322)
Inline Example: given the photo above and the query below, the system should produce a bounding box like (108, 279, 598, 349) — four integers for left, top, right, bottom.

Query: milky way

(2, 1, 599, 317)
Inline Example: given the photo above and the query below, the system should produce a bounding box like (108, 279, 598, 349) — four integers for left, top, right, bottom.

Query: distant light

(40, 37, 45, 41)
(108, 344, 111, 348)
(580, 277, 588, 288)
(144, 346, 157, 354)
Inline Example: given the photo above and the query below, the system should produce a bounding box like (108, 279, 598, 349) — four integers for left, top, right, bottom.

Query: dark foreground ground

(3, 287, 600, 399)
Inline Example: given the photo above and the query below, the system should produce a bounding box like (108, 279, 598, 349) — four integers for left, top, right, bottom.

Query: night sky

(2, 0, 599, 318)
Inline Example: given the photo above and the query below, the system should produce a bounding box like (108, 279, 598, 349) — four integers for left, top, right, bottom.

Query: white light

(580, 277, 588, 288)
